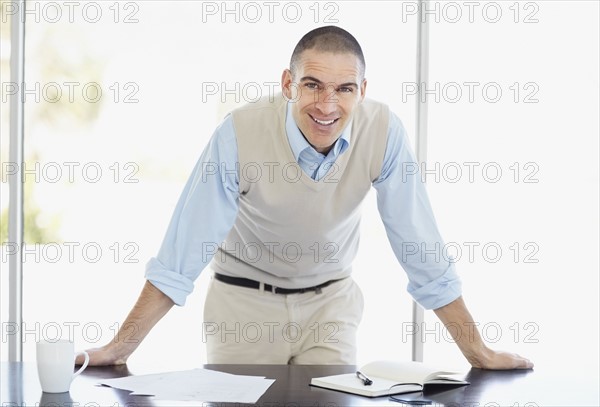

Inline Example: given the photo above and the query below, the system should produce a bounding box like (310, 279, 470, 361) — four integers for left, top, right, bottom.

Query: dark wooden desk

(2, 362, 598, 406)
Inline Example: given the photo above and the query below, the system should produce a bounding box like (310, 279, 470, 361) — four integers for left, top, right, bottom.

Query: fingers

(75, 346, 125, 366)
(513, 353, 534, 369)
(476, 350, 534, 370)
(76, 348, 100, 366)
(496, 351, 534, 370)
(75, 352, 87, 365)
(500, 351, 534, 370)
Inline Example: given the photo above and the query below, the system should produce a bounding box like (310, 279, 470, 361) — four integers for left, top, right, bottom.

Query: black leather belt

(214, 273, 343, 294)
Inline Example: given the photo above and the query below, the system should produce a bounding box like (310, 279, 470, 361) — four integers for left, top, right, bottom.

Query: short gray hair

(290, 26, 366, 79)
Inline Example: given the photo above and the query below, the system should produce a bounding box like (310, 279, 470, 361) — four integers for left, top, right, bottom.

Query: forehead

(295, 49, 363, 81)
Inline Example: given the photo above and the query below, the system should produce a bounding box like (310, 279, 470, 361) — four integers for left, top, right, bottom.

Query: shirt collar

(285, 101, 351, 160)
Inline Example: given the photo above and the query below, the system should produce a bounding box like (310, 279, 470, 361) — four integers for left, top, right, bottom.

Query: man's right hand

(74, 280, 175, 367)
(76, 344, 128, 366)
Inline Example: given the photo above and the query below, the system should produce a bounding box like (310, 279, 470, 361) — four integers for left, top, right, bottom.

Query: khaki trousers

(203, 274, 364, 364)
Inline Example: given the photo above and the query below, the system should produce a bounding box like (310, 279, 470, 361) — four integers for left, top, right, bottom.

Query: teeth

(313, 117, 336, 125)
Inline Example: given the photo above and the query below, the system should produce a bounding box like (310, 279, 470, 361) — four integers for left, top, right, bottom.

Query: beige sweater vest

(210, 93, 389, 288)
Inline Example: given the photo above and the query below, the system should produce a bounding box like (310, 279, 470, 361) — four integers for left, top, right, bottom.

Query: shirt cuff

(407, 263, 462, 310)
(144, 257, 195, 306)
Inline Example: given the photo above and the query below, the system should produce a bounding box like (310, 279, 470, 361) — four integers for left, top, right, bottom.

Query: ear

(359, 78, 367, 102)
(281, 69, 294, 100)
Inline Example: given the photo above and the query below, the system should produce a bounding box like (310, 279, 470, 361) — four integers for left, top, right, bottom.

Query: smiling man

(283, 47, 367, 154)
(81, 26, 533, 369)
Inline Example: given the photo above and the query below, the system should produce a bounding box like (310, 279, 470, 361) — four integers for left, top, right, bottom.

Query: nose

(314, 86, 338, 116)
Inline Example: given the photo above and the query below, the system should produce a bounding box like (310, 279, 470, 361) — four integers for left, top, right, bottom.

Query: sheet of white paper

(99, 368, 275, 403)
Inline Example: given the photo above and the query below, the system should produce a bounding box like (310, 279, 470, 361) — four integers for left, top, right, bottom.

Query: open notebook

(310, 360, 469, 397)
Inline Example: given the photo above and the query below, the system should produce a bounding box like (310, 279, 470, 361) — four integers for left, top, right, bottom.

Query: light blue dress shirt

(145, 102, 462, 309)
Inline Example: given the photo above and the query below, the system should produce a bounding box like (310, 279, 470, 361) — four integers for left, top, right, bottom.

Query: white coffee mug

(36, 339, 89, 393)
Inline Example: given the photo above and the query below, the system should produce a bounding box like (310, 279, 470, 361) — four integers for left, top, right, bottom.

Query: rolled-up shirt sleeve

(373, 112, 462, 310)
(145, 116, 239, 306)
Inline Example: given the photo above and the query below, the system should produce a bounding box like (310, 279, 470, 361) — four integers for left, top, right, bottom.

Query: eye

(304, 82, 320, 91)
(338, 87, 354, 93)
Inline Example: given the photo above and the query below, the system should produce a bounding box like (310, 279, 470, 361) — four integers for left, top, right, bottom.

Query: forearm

(108, 280, 175, 363)
(434, 296, 533, 369)
(433, 296, 490, 368)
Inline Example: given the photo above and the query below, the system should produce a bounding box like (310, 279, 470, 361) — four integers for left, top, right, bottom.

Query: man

(82, 26, 533, 369)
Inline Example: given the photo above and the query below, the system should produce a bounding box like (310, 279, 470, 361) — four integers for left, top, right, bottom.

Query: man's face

(281, 49, 367, 154)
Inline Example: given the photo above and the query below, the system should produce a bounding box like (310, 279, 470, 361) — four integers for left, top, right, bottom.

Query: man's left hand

(471, 348, 534, 370)
(433, 297, 534, 370)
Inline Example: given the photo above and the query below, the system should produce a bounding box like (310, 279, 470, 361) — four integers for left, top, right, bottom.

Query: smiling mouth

(310, 115, 339, 126)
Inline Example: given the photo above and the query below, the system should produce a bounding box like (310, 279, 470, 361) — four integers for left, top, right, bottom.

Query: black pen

(356, 371, 373, 386)
(389, 397, 433, 405)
